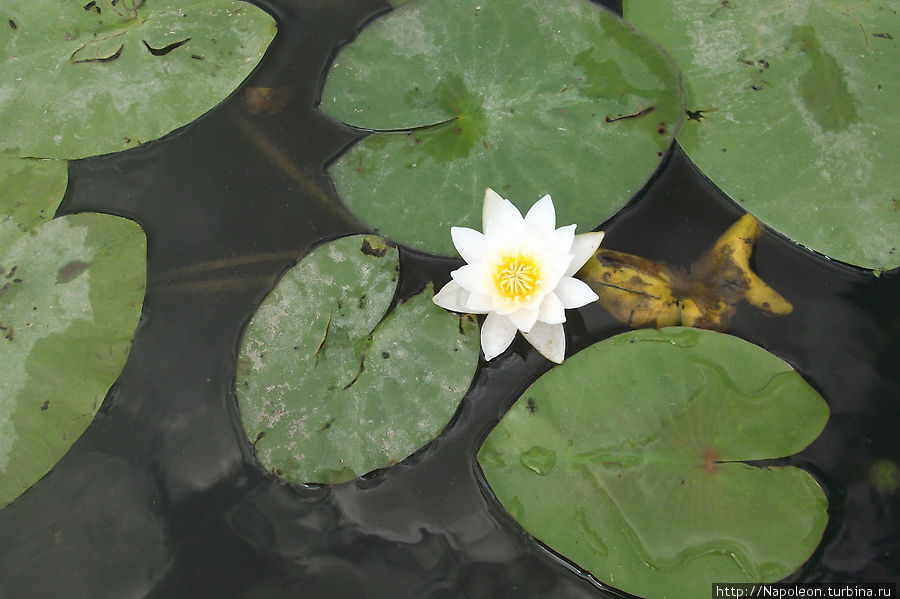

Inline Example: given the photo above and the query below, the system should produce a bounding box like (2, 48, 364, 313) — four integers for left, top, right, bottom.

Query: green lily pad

(1, 0, 276, 159)
(236, 234, 480, 485)
(0, 210, 146, 508)
(321, 0, 684, 256)
(479, 327, 829, 599)
(0, 157, 68, 239)
(625, 0, 900, 271)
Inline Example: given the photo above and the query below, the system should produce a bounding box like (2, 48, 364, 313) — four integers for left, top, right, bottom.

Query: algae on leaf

(625, 0, 900, 270)
(1, 0, 277, 159)
(479, 327, 829, 599)
(321, 0, 685, 256)
(0, 211, 147, 508)
(237, 235, 480, 485)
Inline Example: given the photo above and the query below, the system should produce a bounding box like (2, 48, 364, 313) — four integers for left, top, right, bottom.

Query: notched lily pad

(0, 211, 147, 508)
(1, 0, 277, 159)
(625, 0, 900, 270)
(578, 213, 792, 329)
(236, 234, 480, 485)
(321, 0, 685, 256)
(479, 327, 829, 599)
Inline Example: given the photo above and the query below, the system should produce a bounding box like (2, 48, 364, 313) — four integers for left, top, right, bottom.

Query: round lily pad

(478, 327, 829, 599)
(0, 211, 147, 508)
(321, 0, 685, 256)
(1, 0, 276, 159)
(236, 234, 480, 485)
(625, 0, 900, 271)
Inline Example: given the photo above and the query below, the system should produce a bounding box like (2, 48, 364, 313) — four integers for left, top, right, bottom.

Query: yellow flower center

(494, 252, 541, 301)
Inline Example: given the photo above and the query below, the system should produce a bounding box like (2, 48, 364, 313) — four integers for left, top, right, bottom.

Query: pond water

(0, 0, 897, 597)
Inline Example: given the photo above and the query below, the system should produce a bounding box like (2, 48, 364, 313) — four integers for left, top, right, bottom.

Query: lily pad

(478, 327, 829, 599)
(0, 211, 147, 508)
(0, 157, 68, 238)
(236, 235, 480, 485)
(1, 0, 276, 159)
(625, 0, 900, 271)
(321, 0, 685, 256)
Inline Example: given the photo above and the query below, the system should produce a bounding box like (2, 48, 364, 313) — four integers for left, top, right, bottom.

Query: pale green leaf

(1, 0, 276, 159)
(0, 211, 147, 508)
(237, 235, 480, 484)
(625, 0, 900, 270)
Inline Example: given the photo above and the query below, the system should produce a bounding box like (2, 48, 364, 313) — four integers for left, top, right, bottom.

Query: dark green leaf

(322, 0, 685, 256)
(479, 327, 829, 599)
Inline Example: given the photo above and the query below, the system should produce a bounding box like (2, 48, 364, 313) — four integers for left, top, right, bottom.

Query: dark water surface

(0, 0, 897, 597)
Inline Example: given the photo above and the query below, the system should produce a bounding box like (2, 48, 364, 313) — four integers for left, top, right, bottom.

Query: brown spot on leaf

(605, 106, 655, 123)
(251, 431, 265, 449)
(142, 38, 191, 56)
(70, 43, 123, 64)
(360, 238, 390, 257)
(702, 448, 719, 473)
(57, 260, 91, 284)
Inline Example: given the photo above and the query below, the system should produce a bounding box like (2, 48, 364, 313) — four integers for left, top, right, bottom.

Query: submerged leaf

(479, 327, 829, 599)
(625, 0, 900, 270)
(1, 0, 276, 159)
(578, 214, 792, 329)
(0, 211, 146, 508)
(237, 235, 479, 485)
(321, 0, 684, 256)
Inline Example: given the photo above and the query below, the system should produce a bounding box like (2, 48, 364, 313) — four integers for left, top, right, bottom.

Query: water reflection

(0, 0, 896, 596)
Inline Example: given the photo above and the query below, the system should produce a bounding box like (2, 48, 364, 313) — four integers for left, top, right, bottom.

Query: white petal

(522, 322, 566, 363)
(551, 223, 576, 253)
(565, 231, 605, 276)
(483, 188, 523, 236)
(433, 281, 472, 313)
(450, 227, 485, 264)
(508, 307, 539, 333)
(481, 312, 518, 361)
(524, 194, 556, 233)
(465, 290, 495, 312)
(450, 263, 488, 293)
(543, 251, 573, 285)
(554, 277, 599, 308)
(537, 292, 566, 324)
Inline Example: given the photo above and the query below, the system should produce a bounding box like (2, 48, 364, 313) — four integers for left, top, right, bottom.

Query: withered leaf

(577, 214, 792, 330)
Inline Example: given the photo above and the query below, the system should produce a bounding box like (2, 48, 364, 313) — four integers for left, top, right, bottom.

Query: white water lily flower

(433, 188, 604, 363)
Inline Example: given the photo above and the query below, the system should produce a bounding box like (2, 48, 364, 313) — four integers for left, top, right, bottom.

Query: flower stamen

(494, 252, 541, 301)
